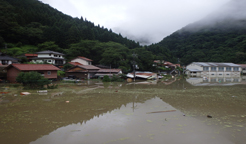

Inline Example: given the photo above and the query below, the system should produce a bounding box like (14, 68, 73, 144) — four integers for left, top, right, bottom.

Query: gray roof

(187, 69, 202, 72)
(0, 55, 18, 61)
(36, 50, 65, 55)
(192, 62, 241, 67)
(78, 65, 100, 70)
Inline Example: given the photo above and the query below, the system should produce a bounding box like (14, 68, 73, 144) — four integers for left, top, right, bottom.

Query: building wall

(7, 68, 58, 83)
(7, 67, 20, 82)
(187, 63, 242, 77)
(42, 70, 58, 79)
(66, 72, 88, 79)
(37, 54, 64, 58)
(71, 58, 90, 65)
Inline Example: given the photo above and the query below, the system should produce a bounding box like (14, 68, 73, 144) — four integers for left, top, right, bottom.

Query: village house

(153, 60, 180, 69)
(66, 65, 100, 79)
(0, 52, 19, 65)
(95, 69, 122, 78)
(185, 62, 242, 77)
(32, 50, 66, 66)
(24, 54, 38, 62)
(70, 56, 92, 65)
(6, 64, 60, 83)
(66, 56, 122, 79)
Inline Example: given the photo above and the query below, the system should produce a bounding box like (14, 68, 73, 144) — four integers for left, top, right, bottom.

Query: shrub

(111, 75, 124, 82)
(16, 71, 51, 89)
(102, 75, 111, 82)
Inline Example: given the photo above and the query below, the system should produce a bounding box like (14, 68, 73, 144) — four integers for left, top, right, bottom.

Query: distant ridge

(149, 0, 246, 65)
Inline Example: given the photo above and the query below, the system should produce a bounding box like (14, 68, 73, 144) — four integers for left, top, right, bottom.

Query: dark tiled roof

(36, 50, 64, 55)
(8, 64, 60, 71)
(0, 55, 18, 61)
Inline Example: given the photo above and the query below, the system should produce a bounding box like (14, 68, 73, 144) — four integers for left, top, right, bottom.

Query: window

(218, 67, 224, 71)
(211, 78, 217, 82)
(54, 55, 57, 57)
(49, 54, 51, 56)
(203, 67, 209, 71)
(211, 67, 216, 71)
(47, 71, 51, 75)
(218, 78, 224, 82)
(226, 67, 231, 71)
(234, 67, 239, 71)
(48, 60, 51, 62)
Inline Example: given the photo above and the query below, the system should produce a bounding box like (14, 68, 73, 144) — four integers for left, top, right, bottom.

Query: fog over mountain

(40, 0, 230, 45)
(182, 0, 246, 32)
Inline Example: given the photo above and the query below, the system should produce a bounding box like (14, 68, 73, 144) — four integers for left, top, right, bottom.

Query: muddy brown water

(0, 78, 246, 144)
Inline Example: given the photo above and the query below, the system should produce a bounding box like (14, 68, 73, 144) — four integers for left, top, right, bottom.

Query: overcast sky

(40, 0, 231, 45)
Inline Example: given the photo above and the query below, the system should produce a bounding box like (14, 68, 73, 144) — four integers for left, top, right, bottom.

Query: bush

(102, 75, 111, 82)
(111, 75, 124, 82)
(16, 71, 51, 89)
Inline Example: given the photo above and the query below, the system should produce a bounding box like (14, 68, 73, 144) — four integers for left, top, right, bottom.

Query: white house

(32, 50, 66, 66)
(70, 56, 93, 65)
(185, 62, 242, 77)
(0, 52, 19, 65)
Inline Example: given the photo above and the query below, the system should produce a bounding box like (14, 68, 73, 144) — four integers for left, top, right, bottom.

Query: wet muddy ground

(0, 78, 245, 144)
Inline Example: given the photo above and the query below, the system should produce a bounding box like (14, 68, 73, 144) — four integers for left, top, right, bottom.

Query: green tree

(16, 71, 51, 89)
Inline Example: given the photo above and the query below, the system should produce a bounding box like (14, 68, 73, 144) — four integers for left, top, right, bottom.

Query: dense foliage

(149, 0, 246, 65)
(16, 71, 51, 89)
(0, 0, 139, 49)
(0, 0, 171, 72)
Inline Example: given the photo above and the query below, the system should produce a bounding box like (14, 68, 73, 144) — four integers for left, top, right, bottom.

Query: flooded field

(0, 77, 246, 144)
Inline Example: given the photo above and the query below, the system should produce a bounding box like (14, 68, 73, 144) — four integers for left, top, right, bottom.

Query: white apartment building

(185, 62, 242, 77)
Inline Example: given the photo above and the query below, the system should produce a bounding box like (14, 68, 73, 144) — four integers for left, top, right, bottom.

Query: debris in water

(66, 101, 70, 103)
(37, 90, 48, 93)
(20, 92, 31, 95)
(207, 115, 212, 118)
(146, 110, 176, 114)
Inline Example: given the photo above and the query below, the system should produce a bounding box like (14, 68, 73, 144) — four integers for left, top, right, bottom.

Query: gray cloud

(40, 0, 231, 45)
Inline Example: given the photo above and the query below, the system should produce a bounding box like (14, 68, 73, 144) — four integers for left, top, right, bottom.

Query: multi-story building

(185, 62, 242, 77)
(32, 50, 66, 66)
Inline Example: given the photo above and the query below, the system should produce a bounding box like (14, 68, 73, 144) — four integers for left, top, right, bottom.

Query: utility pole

(132, 53, 138, 82)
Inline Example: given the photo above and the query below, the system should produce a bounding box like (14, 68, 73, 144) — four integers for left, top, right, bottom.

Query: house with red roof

(70, 56, 93, 65)
(66, 65, 100, 79)
(6, 64, 60, 83)
(24, 54, 38, 61)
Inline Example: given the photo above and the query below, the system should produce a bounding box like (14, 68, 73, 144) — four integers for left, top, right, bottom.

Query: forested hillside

(0, 0, 139, 49)
(0, 0, 176, 71)
(149, 0, 246, 65)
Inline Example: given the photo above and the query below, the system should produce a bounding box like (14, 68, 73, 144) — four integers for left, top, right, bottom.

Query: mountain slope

(151, 0, 246, 65)
(0, 0, 140, 49)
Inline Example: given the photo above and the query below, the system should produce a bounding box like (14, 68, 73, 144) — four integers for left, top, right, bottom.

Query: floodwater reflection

(0, 78, 246, 144)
